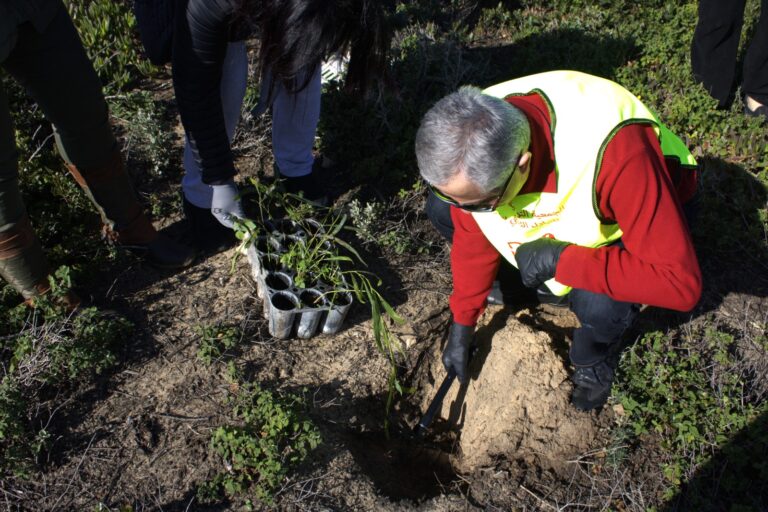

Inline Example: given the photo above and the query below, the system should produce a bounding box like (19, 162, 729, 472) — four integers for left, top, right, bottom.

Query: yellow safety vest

(472, 71, 696, 296)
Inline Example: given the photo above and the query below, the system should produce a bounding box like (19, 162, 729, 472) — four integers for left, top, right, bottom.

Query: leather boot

(65, 149, 195, 268)
(571, 359, 615, 411)
(0, 213, 52, 299)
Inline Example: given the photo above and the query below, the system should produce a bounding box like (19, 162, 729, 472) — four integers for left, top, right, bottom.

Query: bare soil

(6, 71, 767, 512)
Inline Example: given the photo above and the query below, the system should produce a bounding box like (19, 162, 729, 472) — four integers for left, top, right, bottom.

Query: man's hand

(442, 322, 474, 383)
(211, 179, 245, 228)
(515, 238, 571, 288)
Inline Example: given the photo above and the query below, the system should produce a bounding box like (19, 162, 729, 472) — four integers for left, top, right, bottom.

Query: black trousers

(691, 0, 768, 107)
(426, 192, 639, 368)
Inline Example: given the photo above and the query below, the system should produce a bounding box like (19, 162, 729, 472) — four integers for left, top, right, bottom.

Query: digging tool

(413, 345, 478, 438)
(413, 367, 457, 438)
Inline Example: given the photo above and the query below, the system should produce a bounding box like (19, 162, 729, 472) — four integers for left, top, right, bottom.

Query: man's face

(432, 152, 532, 213)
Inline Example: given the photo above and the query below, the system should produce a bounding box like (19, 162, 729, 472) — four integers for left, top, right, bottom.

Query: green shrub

(110, 91, 176, 178)
(197, 382, 321, 505)
(196, 324, 243, 365)
(0, 267, 132, 476)
(615, 327, 767, 498)
(65, 0, 155, 92)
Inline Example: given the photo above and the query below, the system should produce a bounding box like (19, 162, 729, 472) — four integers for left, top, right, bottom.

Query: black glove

(442, 322, 474, 383)
(515, 238, 571, 289)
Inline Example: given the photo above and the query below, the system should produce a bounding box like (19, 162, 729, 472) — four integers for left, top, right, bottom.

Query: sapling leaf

(333, 237, 365, 265)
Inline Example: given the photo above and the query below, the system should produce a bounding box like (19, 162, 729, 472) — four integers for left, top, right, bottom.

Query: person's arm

(555, 124, 702, 311)
(449, 207, 501, 326)
(172, 0, 236, 185)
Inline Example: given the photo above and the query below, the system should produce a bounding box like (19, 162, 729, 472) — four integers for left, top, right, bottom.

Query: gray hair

(415, 86, 530, 194)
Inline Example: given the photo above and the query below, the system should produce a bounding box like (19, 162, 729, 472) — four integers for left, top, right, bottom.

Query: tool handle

(413, 368, 457, 436)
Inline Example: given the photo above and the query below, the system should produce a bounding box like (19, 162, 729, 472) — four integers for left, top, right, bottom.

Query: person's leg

(0, 81, 51, 299)
(270, 66, 322, 179)
(691, 0, 747, 108)
(425, 190, 454, 242)
(181, 41, 248, 209)
(180, 41, 247, 252)
(3, 2, 193, 268)
(568, 288, 640, 410)
(742, 0, 768, 112)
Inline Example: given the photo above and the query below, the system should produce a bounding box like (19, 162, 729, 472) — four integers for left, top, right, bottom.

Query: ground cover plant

(0, 0, 766, 510)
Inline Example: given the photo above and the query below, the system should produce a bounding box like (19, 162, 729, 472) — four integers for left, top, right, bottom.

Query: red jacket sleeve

(555, 124, 702, 311)
(449, 207, 500, 326)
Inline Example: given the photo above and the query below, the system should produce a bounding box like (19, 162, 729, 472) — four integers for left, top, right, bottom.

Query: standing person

(0, 0, 194, 305)
(170, 0, 392, 252)
(416, 71, 702, 411)
(691, 0, 768, 118)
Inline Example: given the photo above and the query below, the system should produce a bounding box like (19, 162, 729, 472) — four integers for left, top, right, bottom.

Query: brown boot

(23, 278, 83, 313)
(0, 213, 52, 298)
(66, 149, 195, 268)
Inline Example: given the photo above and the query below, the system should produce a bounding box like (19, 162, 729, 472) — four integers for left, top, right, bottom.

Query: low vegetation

(0, 0, 765, 509)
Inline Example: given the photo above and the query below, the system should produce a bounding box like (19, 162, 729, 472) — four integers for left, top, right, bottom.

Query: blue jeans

(182, 42, 322, 208)
(425, 191, 639, 367)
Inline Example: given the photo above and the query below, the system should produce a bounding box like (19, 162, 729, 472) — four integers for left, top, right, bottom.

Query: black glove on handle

(442, 322, 474, 383)
(515, 238, 571, 289)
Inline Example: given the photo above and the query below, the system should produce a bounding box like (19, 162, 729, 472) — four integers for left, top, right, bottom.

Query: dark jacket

(172, 0, 254, 185)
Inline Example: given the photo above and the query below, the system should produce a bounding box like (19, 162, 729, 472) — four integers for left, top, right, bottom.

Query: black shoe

(571, 360, 615, 411)
(275, 160, 330, 207)
(486, 280, 506, 305)
(486, 280, 539, 306)
(536, 286, 569, 307)
(142, 234, 196, 269)
(744, 102, 768, 121)
(182, 196, 237, 254)
(120, 233, 196, 269)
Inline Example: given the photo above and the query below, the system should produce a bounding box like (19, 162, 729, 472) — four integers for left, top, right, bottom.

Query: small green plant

(65, 0, 156, 92)
(196, 324, 243, 365)
(615, 327, 767, 499)
(197, 382, 321, 505)
(232, 181, 407, 423)
(110, 91, 175, 178)
(0, 267, 131, 477)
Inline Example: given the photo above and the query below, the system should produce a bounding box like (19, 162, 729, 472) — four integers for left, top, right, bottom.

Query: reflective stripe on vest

(472, 70, 696, 296)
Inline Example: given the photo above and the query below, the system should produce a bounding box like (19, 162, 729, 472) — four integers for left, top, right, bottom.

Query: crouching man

(416, 70, 702, 411)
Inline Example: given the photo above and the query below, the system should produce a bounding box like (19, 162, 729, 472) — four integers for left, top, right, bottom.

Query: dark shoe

(486, 280, 538, 306)
(536, 286, 569, 307)
(141, 234, 196, 269)
(486, 280, 505, 305)
(571, 360, 615, 411)
(275, 160, 330, 207)
(117, 234, 196, 269)
(183, 196, 237, 254)
(744, 102, 768, 121)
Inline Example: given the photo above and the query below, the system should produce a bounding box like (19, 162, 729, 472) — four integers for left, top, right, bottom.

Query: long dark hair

(237, 0, 392, 99)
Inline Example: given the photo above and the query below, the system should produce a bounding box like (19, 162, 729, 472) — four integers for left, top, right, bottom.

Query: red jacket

(449, 94, 702, 326)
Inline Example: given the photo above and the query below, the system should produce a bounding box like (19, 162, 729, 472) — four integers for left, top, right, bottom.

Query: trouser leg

(181, 41, 248, 209)
(568, 288, 639, 367)
(269, 66, 321, 178)
(0, 80, 51, 298)
(742, 0, 768, 105)
(425, 190, 455, 241)
(2, 1, 155, 245)
(691, 0, 747, 107)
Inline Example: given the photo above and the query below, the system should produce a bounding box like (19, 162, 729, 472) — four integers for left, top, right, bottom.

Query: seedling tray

(246, 218, 353, 339)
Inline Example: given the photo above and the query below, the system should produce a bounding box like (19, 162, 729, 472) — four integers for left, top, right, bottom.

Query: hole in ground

(344, 428, 465, 502)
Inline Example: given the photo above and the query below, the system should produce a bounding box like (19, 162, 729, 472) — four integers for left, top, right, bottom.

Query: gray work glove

(442, 322, 474, 383)
(211, 179, 245, 229)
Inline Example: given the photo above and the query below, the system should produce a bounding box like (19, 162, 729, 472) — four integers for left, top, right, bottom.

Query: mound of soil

(420, 306, 601, 474)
